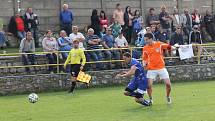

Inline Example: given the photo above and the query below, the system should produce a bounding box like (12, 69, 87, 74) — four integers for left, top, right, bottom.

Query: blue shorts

(126, 76, 148, 94)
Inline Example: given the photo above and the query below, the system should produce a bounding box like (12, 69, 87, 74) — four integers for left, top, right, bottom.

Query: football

(28, 93, 39, 103)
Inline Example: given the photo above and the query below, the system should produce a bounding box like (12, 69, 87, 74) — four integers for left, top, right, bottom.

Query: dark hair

(134, 10, 140, 17)
(92, 9, 98, 17)
(149, 8, 155, 11)
(123, 52, 131, 58)
(116, 3, 120, 8)
(144, 33, 153, 39)
(100, 10, 106, 19)
(125, 6, 131, 14)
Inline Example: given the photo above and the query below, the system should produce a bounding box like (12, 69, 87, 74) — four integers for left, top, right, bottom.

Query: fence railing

(0, 43, 214, 74)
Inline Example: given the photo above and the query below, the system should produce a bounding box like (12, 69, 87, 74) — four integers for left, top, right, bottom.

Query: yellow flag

(77, 71, 91, 84)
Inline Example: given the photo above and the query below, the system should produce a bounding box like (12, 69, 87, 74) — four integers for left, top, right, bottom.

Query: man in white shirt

(69, 26, 85, 49)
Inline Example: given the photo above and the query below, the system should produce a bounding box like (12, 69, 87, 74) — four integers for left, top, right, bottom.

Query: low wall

(0, 64, 215, 95)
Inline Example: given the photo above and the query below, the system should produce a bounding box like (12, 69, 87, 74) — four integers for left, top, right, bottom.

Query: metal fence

(0, 44, 214, 74)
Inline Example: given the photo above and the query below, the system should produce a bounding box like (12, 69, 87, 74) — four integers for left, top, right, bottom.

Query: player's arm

(80, 49, 86, 70)
(120, 65, 136, 77)
(160, 42, 176, 51)
(142, 49, 148, 67)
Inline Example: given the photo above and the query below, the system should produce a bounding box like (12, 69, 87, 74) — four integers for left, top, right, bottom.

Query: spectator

(191, 9, 201, 27)
(170, 26, 184, 56)
(181, 9, 192, 43)
(115, 31, 128, 48)
(8, 12, 25, 41)
(170, 9, 183, 32)
(19, 31, 36, 73)
(69, 26, 85, 49)
(57, 30, 72, 58)
(60, 4, 73, 36)
(204, 10, 215, 41)
(189, 25, 202, 59)
(132, 10, 143, 40)
(112, 3, 124, 27)
(102, 28, 121, 68)
(100, 10, 108, 30)
(90, 9, 101, 37)
(24, 7, 39, 47)
(155, 26, 169, 43)
(86, 28, 103, 69)
(189, 25, 202, 44)
(109, 20, 122, 38)
(124, 6, 134, 44)
(146, 8, 160, 26)
(159, 5, 171, 34)
(42, 30, 59, 74)
(0, 30, 6, 50)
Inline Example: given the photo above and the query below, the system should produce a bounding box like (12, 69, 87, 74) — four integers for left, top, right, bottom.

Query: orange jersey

(142, 41, 171, 70)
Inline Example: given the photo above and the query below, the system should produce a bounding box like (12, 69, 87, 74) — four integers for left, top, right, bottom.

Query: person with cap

(64, 39, 86, 93)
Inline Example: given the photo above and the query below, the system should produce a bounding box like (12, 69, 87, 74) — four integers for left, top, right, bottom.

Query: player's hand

(80, 66, 84, 71)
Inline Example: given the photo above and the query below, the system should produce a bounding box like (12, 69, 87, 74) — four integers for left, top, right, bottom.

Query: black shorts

(70, 64, 81, 77)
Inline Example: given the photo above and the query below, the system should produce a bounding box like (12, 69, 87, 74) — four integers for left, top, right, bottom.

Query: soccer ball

(28, 93, 39, 103)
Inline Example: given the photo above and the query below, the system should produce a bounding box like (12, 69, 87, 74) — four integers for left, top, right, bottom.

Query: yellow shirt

(64, 48, 86, 66)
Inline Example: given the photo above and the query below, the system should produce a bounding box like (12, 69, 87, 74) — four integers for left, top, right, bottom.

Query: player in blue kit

(117, 52, 151, 106)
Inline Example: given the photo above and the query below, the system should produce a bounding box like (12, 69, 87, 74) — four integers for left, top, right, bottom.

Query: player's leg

(135, 78, 151, 106)
(124, 79, 137, 97)
(146, 70, 157, 103)
(68, 64, 81, 93)
(158, 68, 172, 104)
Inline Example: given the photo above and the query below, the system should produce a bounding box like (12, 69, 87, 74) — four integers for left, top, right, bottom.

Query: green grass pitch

(0, 81, 215, 121)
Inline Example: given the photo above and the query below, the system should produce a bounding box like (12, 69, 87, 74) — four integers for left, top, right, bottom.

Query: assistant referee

(64, 39, 86, 93)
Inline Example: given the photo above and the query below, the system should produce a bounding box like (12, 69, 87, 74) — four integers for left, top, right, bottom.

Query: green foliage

(0, 81, 215, 121)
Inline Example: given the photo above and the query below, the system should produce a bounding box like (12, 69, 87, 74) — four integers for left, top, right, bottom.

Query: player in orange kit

(142, 33, 176, 104)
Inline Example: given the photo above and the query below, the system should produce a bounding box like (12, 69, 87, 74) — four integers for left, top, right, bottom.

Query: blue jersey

(129, 58, 146, 78)
(127, 58, 148, 93)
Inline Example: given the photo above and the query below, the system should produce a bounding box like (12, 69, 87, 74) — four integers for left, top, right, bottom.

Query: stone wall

(0, 0, 214, 31)
(0, 64, 215, 95)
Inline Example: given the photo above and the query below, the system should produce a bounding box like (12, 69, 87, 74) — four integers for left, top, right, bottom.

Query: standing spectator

(112, 3, 124, 27)
(69, 26, 85, 49)
(191, 9, 201, 27)
(159, 5, 171, 34)
(90, 9, 101, 37)
(0, 29, 6, 50)
(124, 6, 134, 44)
(100, 10, 108, 30)
(146, 8, 160, 26)
(19, 31, 35, 73)
(109, 20, 122, 38)
(42, 30, 59, 74)
(102, 28, 121, 68)
(57, 30, 72, 58)
(181, 9, 192, 43)
(24, 7, 39, 47)
(170, 9, 183, 32)
(60, 4, 73, 36)
(8, 12, 25, 41)
(132, 10, 143, 40)
(86, 28, 103, 69)
(204, 10, 215, 41)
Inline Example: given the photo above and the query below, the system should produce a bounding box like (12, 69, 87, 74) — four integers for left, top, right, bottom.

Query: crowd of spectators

(1, 3, 215, 73)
